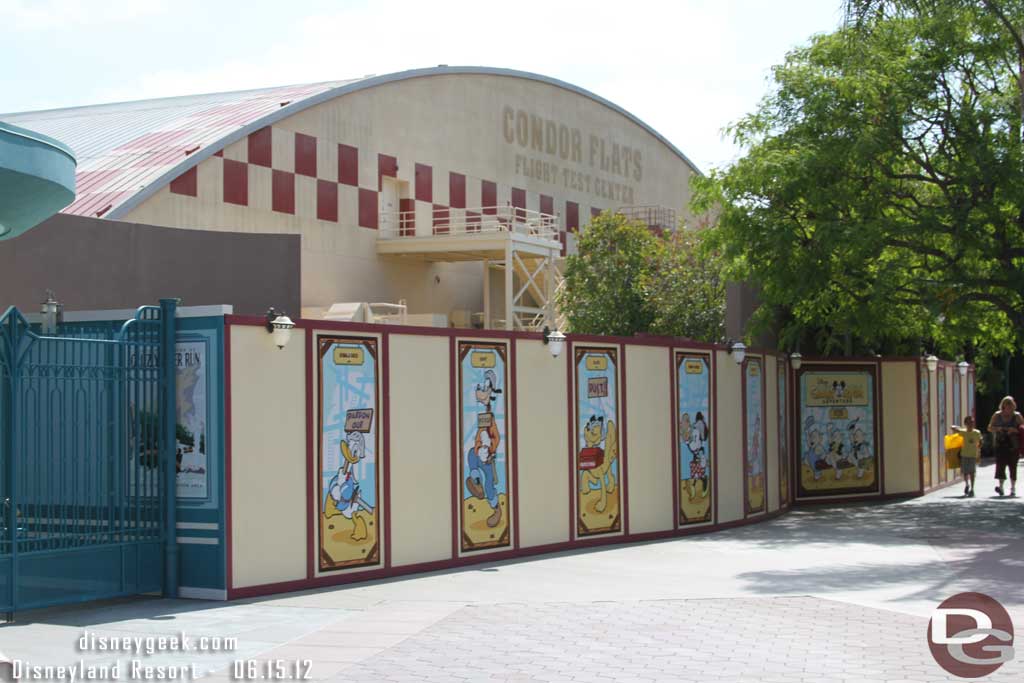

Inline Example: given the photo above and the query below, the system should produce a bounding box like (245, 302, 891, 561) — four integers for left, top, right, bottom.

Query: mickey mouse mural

(798, 367, 880, 499)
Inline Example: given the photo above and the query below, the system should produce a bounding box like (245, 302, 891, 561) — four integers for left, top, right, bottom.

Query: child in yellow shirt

(951, 416, 982, 497)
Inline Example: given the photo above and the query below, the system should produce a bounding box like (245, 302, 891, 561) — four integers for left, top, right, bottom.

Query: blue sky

(0, 0, 842, 172)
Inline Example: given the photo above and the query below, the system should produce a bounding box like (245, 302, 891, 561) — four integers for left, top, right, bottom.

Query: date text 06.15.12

(231, 659, 312, 681)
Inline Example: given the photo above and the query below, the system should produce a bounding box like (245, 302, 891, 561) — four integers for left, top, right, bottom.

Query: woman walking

(988, 396, 1023, 497)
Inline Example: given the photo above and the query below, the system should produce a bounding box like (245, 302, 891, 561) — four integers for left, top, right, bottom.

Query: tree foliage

(696, 0, 1024, 357)
(558, 212, 725, 341)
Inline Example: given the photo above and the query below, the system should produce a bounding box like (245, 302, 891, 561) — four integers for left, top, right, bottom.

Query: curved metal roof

(1, 66, 700, 220)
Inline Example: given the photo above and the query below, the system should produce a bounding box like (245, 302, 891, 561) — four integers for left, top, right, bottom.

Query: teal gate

(0, 300, 177, 619)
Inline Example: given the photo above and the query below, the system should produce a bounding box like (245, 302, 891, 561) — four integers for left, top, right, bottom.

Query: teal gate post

(0, 302, 175, 621)
(160, 298, 178, 598)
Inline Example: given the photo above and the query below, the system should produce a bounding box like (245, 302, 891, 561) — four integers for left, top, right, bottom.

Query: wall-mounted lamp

(541, 326, 566, 359)
(925, 354, 938, 373)
(728, 340, 746, 365)
(790, 352, 802, 370)
(957, 360, 969, 377)
(265, 307, 295, 349)
(40, 290, 63, 335)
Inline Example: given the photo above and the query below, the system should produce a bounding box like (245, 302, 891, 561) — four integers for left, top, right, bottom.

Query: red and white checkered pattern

(167, 124, 607, 247)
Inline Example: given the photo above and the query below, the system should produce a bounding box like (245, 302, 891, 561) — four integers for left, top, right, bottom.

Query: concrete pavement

(1, 462, 1021, 682)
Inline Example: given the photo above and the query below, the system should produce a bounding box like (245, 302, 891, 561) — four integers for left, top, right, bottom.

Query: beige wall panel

(433, 167, 450, 206)
(415, 202, 433, 237)
(318, 140, 338, 183)
(295, 175, 317, 220)
(515, 340, 570, 548)
(222, 138, 247, 163)
(466, 177, 483, 208)
(624, 345, 673, 534)
(230, 325, 307, 589)
(272, 127, 295, 174)
(388, 334, 453, 566)
(126, 73, 698, 318)
(249, 165, 272, 213)
(943, 365, 956, 482)
(881, 361, 920, 495)
(198, 156, 222, 203)
(715, 350, 744, 524)
(765, 356, 779, 513)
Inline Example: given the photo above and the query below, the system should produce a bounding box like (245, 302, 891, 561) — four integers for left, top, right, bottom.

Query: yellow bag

(944, 433, 963, 469)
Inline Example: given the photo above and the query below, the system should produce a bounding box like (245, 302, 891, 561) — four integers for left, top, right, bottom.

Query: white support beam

(483, 258, 490, 330)
(504, 239, 513, 331)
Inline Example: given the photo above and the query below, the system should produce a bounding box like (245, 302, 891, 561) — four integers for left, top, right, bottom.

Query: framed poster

(457, 340, 512, 552)
(317, 336, 381, 571)
(175, 339, 209, 499)
(126, 338, 211, 501)
(953, 370, 962, 427)
(921, 368, 931, 488)
(573, 346, 622, 536)
(968, 370, 975, 421)
(743, 357, 766, 515)
(675, 352, 713, 526)
(798, 366, 880, 498)
(778, 359, 789, 507)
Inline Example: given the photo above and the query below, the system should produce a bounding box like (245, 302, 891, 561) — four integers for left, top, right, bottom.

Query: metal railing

(379, 205, 560, 241)
(616, 205, 677, 234)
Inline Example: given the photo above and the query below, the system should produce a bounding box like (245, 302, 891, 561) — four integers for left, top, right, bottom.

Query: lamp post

(790, 352, 802, 370)
(925, 354, 938, 373)
(957, 360, 969, 377)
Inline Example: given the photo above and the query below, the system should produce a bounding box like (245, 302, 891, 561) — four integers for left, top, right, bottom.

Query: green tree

(558, 212, 726, 340)
(645, 224, 727, 342)
(695, 2, 1024, 358)
(559, 212, 662, 337)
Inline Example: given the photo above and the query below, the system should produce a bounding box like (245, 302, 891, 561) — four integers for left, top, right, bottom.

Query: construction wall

(224, 318, 959, 598)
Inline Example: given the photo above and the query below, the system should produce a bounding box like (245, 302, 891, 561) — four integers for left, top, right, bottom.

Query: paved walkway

(2, 463, 1022, 682)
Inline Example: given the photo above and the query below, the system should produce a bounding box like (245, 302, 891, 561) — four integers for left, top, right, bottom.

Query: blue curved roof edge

(108, 65, 701, 220)
(0, 120, 77, 164)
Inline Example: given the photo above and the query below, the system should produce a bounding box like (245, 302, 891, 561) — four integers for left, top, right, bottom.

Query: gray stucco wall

(0, 213, 300, 317)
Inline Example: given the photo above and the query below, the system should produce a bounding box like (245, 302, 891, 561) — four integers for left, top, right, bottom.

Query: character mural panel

(676, 352, 712, 525)
(318, 336, 380, 571)
(798, 368, 880, 498)
(744, 358, 766, 514)
(953, 371, 962, 427)
(458, 341, 512, 552)
(921, 369, 931, 488)
(574, 347, 621, 536)
(778, 361, 789, 507)
(937, 368, 947, 482)
(968, 372, 975, 420)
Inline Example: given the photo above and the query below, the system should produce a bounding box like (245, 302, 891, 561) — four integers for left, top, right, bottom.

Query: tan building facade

(6, 67, 699, 326)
